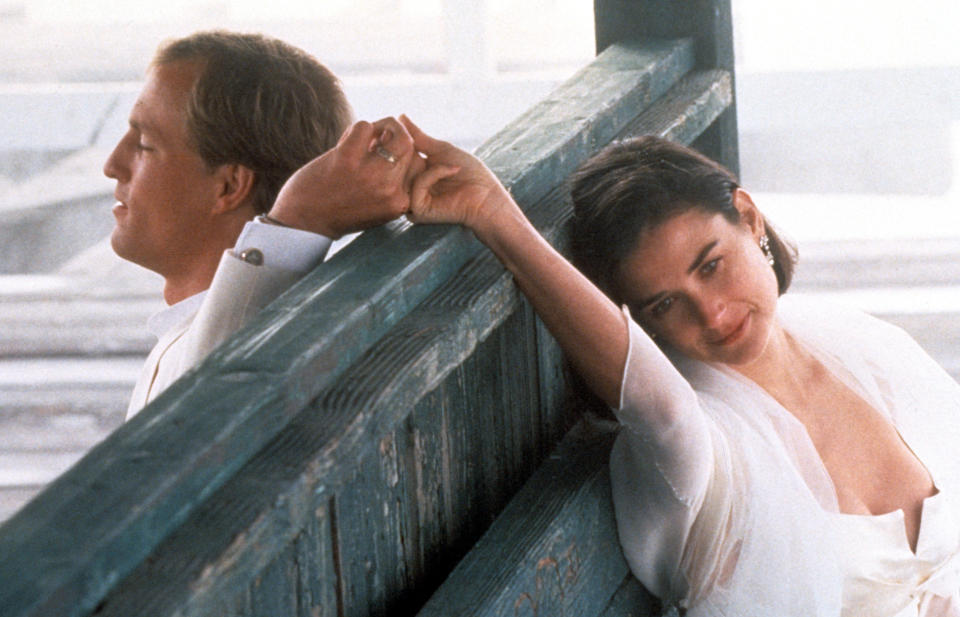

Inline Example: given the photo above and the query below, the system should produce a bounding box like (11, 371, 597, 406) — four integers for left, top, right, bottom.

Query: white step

(793, 237, 960, 291)
(0, 356, 137, 456)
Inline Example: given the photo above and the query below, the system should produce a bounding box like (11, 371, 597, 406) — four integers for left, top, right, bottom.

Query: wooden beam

(414, 424, 631, 617)
(410, 69, 733, 616)
(594, 0, 739, 175)
(0, 39, 701, 617)
(89, 62, 734, 617)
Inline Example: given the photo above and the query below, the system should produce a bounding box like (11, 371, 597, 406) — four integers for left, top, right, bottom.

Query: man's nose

(103, 139, 127, 181)
(103, 150, 120, 180)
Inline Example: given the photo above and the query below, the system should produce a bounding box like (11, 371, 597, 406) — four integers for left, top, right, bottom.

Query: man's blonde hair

(153, 31, 353, 214)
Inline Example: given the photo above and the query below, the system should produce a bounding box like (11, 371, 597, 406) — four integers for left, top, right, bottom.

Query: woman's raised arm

(402, 116, 628, 407)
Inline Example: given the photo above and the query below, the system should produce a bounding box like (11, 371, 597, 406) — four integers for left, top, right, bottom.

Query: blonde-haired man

(104, 31, 421, 418)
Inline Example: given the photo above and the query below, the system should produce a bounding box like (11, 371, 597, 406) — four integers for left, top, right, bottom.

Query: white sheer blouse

(612, 295, 960, 616)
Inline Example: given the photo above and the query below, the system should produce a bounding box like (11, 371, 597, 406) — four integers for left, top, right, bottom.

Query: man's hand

(267, 117, 426, 239)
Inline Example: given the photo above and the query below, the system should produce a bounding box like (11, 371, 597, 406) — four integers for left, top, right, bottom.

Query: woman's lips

(714, 313, 750, 346)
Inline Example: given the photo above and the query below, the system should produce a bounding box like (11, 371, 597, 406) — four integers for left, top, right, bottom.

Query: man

(103, 31, 421, 419)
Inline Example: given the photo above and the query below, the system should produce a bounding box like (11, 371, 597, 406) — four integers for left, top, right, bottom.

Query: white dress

(611, 294, 960, 616)
(837, 492, 960, 615)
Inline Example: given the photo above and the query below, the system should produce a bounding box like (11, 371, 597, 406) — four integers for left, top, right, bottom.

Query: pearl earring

(759, 234, 775, 267)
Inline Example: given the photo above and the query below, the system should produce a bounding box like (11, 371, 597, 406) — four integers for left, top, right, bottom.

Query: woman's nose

(696, 294, 727, 328)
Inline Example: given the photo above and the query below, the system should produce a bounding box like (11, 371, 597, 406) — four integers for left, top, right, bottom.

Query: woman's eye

(700, 257, 720, 275)
(651, 296, 674, 317)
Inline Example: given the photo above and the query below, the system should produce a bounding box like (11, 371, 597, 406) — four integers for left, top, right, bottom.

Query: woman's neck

(731, 320, 818, 400)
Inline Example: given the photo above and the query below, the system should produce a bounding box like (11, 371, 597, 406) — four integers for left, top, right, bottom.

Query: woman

(399, 115, 960, 616)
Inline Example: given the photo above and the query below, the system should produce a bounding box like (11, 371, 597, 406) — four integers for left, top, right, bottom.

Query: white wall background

(0, 0, 958, 243)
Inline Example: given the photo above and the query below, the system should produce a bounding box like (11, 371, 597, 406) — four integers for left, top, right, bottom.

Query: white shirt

(146, 219, 331, 337)
(126, 219, 331, 419)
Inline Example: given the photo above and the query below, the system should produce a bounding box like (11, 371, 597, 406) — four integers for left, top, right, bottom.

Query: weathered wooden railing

(0, 2, 736, 616)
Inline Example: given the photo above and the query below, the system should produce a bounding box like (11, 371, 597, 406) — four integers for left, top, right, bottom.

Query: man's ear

(212, 163, 256, 215)
(732, 188, 764, 239)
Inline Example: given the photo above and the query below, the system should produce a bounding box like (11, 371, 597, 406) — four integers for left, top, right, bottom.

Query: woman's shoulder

(778, 293, 912, 348)
(777, 293, 942, 393)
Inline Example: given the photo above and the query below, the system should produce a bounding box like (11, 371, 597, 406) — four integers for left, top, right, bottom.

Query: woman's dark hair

(569, 135, 796, 303)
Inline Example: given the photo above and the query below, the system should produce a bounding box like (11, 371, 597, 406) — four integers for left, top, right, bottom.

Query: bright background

(0, 0, 958, 243)
(0, 0, 958, 522)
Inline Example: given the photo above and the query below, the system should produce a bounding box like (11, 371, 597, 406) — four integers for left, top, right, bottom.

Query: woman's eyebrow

(687, 241, 718, 274)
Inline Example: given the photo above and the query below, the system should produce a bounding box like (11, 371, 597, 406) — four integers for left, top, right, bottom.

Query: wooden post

(594, 0, 739, 176)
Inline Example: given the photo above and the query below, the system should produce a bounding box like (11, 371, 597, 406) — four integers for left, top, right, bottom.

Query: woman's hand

(401, 115, 627, 407)
(400, 115, 516, 234)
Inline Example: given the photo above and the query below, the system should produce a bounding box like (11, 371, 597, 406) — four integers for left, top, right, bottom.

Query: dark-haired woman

(400, 115, 960, 616)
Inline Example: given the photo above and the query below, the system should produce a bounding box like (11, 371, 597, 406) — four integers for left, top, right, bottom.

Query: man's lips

(112, 201, 128, 217)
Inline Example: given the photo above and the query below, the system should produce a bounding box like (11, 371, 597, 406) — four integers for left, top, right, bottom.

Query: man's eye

(652, 297, 674, 317)
(701, 257, 720, 275)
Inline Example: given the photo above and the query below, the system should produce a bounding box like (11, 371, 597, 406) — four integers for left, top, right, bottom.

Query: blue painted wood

(334, 440, 405, 617)
(595, 0, 739, 173)
(292, 502, 340, 617)
(0, 32, 735, 617)
(248, 544, 298, 617)
(415, 422, 632, 617)
(412, 66, 734, 617)
(88, 304, 561, 617)
(616, 69, 733, 145)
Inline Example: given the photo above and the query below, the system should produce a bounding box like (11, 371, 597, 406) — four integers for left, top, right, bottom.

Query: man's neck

(160, 243, 231, 305)
(161, 213, 254, 305)
(162, 266, 218, 305)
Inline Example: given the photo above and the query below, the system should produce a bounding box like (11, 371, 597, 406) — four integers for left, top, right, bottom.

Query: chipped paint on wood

(415, 425, 637, 617)
(0, 8, 737, 615)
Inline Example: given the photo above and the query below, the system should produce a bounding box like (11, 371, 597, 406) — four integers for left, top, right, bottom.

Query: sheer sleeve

(609, 311, 716, 601)
(609, 298, 877, 616)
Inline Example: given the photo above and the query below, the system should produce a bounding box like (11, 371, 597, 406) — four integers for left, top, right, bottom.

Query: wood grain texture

(0, 37, 734, 617)
(595, 0, 739, 173)
(410, 68, 734, 617)
(91, 308, 558, 617)
(414, 422, 632, 617)
(615, 69, 733, 144)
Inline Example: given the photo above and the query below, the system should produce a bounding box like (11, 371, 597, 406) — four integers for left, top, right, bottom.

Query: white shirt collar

(146, 291, 207, 338)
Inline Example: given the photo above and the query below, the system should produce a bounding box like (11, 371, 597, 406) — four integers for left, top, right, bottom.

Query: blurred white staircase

(0, 235, 163, 521)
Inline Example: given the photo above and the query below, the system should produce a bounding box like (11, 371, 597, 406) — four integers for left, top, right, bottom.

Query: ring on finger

(374, 144, 398, 165)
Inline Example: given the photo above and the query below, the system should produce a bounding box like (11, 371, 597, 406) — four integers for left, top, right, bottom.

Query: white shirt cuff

(233, 219, 332, 272)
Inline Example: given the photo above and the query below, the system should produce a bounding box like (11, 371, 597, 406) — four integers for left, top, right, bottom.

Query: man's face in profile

(102, 60, 221, 278)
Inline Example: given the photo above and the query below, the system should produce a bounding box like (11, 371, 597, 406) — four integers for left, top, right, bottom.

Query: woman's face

(615, 190, 780, 367)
